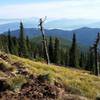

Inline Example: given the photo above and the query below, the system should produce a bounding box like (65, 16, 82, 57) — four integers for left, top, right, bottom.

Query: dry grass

(0, 53, 100, 99)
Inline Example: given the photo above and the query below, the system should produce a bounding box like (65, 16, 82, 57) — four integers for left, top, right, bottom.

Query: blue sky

(0, 0, 39, 4)
(0, 0, 100, 20)
(0, 0, 62, 5)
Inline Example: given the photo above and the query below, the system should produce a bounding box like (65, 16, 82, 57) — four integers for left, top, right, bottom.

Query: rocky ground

(0, 76, 87, 100)
(0, 52, 90, 100)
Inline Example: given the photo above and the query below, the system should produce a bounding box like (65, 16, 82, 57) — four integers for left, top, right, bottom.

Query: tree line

(0, 22, 99, 75)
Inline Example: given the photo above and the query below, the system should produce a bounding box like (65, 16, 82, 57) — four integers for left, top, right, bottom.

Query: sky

(0, 0, 100, 20)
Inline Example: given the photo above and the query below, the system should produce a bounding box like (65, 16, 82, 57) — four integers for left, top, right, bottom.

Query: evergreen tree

(89, 51, 95, 72)
(85, 52, 91, 71)
(26, 36, 31, 57)
(0, 36, 4, 51)
(38, 43, 43, 58)
(54, 37, 60, 64)
(0, 35, 8, 52)
(41, 41, 47, 59)
(29, 42, 36, 58)
(18, 22, 28, 57)
(60, 48, 65, 65)
(48, 36, 54, 63)
(79, 52, 85, 68)
(94, 33, 100, 76)
(12, 37, 19, 55)
(69, 33, 79, 67)
(65, 48, 69, 66)
(8, 29, 15, 54)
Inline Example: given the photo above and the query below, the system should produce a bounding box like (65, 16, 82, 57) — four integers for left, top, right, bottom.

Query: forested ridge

(0, 22, 100, 76)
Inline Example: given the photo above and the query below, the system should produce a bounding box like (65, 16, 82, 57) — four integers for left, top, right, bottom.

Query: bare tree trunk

(42, 30, 50, 64)
(39, 18, 50, 64)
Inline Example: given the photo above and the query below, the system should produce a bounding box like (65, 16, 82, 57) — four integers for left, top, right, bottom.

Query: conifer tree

(54, 37, 60, 64)
(8, 29, 15, 54)
(79, 52, 85, 68)
(0, 36, 4, 51)
(89, 33, 100, 76)
(89, 51, 95, 72)
(65, 49, 69, 66)
(12, 37, 19, 55)
(60, 48, 65, 65)
(18, 22, 28, 57)
(85, 52, 92, 71)
(48, 36, 54, 63)
(69, 33, 79, 67)
(0, 35, 7, 52)
(26, 36, 31, 57)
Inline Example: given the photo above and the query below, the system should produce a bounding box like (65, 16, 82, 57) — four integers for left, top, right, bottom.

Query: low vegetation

(0, 51, 100, 100)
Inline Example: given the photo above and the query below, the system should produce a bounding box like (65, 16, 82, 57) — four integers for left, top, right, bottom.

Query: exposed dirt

(0, 54, 10, 62)
(0, 74, 87, 100)
(0, 53, 88, 100)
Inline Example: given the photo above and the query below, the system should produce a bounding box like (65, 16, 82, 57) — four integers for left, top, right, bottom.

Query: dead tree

(38, 17, 50, 64)
(90, 33, 100, 76)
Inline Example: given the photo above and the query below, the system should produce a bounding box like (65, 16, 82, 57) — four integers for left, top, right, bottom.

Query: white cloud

(0, 2, 60, 18)
(0, 0, 100, 20)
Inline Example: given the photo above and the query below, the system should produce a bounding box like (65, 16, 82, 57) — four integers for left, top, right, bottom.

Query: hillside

(2, 27, 100, 46)
(31, 36, 72, 48)
(0, 51, 100, 100)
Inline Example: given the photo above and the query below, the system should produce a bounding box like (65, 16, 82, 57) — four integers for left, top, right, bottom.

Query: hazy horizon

(0, 0, 100, 20)
(0, 0, 100, 31)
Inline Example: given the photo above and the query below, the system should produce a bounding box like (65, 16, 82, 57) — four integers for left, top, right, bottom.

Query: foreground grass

(0, 52, 100, 99)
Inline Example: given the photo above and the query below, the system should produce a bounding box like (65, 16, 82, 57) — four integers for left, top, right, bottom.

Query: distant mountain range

(0, 18, 100, 46)
(2, 27, 100, 46)
(0, 18, 100, 33)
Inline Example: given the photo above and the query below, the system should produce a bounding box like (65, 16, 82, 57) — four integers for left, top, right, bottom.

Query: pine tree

(8, 29, 15, 54)
(18, 22, 28, 58)
(37, 43, 44, 58)
(12, 37, 19, 55)
(89, 51, 95, 72)
(69, 33, 79, 67)
(85, 52, 92, 71)
(54, 37, 60, 64)
(48, 36, 54, 63)
(94, 33, 100, 76)
(79, 52, 85, 68)
(0, 36, 4, 51)
(60, 48, 65, 65)
(0, 35, 7, 52)
(89, 33, 100, 76)
(65, 48, 69, 66)
(26, 36, 31, 58)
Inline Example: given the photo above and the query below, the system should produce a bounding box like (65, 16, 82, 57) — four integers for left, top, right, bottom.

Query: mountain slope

(31, 36, 72, 48)
(3, 27, 100, 46)
(0, 51, 100, 99)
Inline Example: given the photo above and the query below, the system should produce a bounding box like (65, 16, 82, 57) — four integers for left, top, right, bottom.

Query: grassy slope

(0, 51, 100, 99)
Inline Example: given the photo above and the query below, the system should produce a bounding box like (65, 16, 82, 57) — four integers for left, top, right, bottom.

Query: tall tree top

(73, 33, 76, 43)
